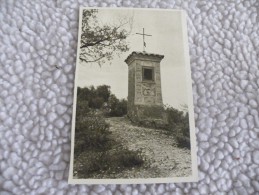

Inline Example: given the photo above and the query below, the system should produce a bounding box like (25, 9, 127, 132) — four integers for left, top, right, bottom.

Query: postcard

(69, 7, 198, 184)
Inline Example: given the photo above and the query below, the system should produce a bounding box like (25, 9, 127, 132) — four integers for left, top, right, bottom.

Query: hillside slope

(105, 117, 192, 178)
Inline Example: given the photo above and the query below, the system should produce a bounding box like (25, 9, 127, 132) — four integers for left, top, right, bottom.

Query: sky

(77, 8, 190, 110)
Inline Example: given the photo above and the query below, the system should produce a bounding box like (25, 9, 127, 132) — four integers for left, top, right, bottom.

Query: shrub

(175, 134, 190, 149)
(165, 106, 190, 149)
(76, 100, 90, 120)
(75, 151, 108, 176)
(115, 149, 144, 168)
(74, 85, 143, 178)
(77, 86, 127, 116)
(74, 114, 111, 156)
(166, 106, 185, 129)
(77, 85, 111, 109)
(108, 95, 127, 117)
(89, 96, 104, 109)
(75, 148, 144, 178)
(174, 122, 190, 149)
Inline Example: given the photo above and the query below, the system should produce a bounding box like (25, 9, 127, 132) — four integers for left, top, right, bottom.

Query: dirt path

(105, 117, 192, 178)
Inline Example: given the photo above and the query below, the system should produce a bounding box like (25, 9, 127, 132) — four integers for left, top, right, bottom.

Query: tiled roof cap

(125, 51, 164, 64)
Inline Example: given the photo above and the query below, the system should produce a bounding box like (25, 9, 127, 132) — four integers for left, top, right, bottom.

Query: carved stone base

(128, 105, 168, 128)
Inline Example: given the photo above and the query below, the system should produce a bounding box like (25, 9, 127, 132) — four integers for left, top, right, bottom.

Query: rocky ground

(104, 117, 192, 178)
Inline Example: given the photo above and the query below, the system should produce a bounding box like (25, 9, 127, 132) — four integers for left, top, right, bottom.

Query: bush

(108, 94, 127, 117)
(166, 106, 185, 128)
(165, 106, 190, 149)
(74, 115, 111, 156)
(76, 100, 90, 119)
(174, 122, 190, 149)
(89, 96, 104, 109)
(77, 85, 127, 115)
(77, 85, 111, 109)
(175, 134, 190, 149)
(75, 148, 144, 178)
(74, 85, 142, 178)
(115, 149, 144, 168)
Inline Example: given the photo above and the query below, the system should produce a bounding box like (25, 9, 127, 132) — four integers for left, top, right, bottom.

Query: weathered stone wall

(127, 62, 135, 118)
(130, 105, 168, 128)
(134, 60, 163, 107)
(135, 62, 142, 104)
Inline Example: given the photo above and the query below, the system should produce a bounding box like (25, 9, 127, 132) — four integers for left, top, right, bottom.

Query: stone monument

(125, 45, 167, 127)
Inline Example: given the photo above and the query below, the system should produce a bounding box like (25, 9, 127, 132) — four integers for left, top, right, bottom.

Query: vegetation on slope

(74, 85, 144, 178)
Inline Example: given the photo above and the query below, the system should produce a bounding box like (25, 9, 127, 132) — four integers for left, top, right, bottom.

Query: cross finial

(136, 28, 152, 52)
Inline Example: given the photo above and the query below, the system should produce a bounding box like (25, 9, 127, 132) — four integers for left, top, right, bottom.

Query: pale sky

(77, 8, 189, 110)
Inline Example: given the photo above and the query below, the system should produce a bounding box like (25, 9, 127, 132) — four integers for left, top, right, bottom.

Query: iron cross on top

(136, 28, 152, 52)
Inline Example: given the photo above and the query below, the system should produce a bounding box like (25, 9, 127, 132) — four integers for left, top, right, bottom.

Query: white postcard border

(68, 7, 198, 184)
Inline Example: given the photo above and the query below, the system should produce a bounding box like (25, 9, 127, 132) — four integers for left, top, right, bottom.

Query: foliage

(74, 103, 111, 156)
(77, 85, 111, 109)
(80, 9, 131, 66)
(166, 106, 185, 129)
(75, 99, 90, 120)
(77, 86, 127, 116)
(76, 148, 144, 178)
(74, 87, 143, 178)
(89, 97, 104, 109)
(165, 106, 190, 149)
(107, 94, 127, 117)
(96, 85, 111, 102)
(77, 86, 88, 101)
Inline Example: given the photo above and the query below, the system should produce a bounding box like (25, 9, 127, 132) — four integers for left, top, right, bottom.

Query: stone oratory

(125, 28, 167, 127)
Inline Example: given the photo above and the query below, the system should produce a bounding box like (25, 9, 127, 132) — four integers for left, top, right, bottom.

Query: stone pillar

(125, 51, 167, 127)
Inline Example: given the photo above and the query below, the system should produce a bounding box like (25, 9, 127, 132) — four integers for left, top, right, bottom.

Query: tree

(80, 9, 132, 66)
(96, 85, 111, 102)
(77, 87, 91, 101)
(89, 97, 104, 109)
(108, 95, 127, 117)
(180, 104, 188, 115)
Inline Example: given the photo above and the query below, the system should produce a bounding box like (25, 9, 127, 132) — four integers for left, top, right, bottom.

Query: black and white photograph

(69, 7, 197, 184)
